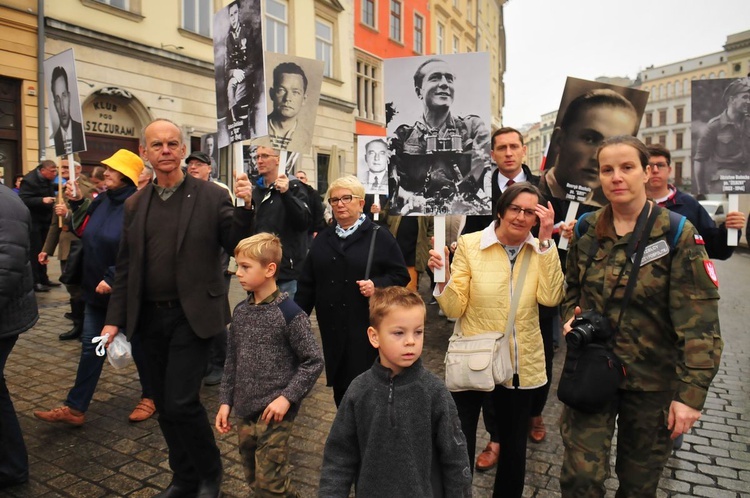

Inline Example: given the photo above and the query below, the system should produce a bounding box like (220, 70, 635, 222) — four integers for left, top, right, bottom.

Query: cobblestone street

(2, 253, 749, 497)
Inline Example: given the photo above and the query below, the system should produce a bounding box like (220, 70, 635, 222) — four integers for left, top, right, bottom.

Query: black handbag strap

(364, 225, 379, 280)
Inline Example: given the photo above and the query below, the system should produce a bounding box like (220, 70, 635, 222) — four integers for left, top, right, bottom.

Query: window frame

(361, 0, 376, 29)
(265, 0, 289, 55)
(182, 0, 213, 38)
(316, 17, 335, 78)
(389, 0, 402, 43)
(413, 12, 424, 54)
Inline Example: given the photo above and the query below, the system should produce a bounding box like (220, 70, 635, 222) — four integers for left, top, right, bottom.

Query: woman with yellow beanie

(33, 149, 156, 426)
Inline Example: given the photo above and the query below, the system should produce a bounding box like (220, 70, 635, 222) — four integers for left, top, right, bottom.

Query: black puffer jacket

(0, 184, 38, 338)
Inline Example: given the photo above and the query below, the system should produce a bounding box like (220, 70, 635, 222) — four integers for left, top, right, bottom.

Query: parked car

(698, 200, 728, 225)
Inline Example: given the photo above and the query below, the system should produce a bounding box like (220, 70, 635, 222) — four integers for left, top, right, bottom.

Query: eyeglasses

(257, 153, 279, 160)
(328, 194, 361, 206)
(506, 204, 537, 218)
(648, 162, 669, 170)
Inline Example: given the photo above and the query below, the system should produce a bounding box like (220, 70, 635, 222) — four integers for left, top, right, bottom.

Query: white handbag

(445, 327, 512, 392)
(443, 248, 531, 392)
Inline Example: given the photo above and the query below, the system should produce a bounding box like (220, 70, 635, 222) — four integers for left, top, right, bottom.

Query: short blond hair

(326, 175, 365, 199)
(369, 286, 425, 329)
(234, 233, 283, 269)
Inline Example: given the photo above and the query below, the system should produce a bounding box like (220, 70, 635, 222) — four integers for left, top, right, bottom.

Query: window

(317, 153, 330, 195)
(389, 0, 401, 42)
(361, 0, 375, 28)
(659, 109, 667, 126)
(453, 35, 459, 54)
(675, 132, 683, 150)
(645, 112, 653, 128)
(96, 0, 128, 8)
(676, 107, 684, 124)
(182, 0, 212, 37)
(658, 135, 666, 146)
(316, 19, 334, 77)
(645, 136, 652, 146)
(674, 161, 683, 186)
(266, 0, 288, 54)
(413, 13, 424, 54)
(437, 23, 445, 55)
(683, 79, 689, 95)
(356, 58, 382, 122)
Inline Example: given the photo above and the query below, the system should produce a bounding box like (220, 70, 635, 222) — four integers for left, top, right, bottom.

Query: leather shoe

(128, 398, 156, 422)
(196, 476, 222, 498)
(529, 415, 546, 443)
(59, 322, 83, 341)
(33, 406, 85, 426)
(475, 442, 500, 471)
(33, 283, 50, 293)
(44, 280, 62, 287)
(154, 481, 198, 498)
(203, 367, 223, 386)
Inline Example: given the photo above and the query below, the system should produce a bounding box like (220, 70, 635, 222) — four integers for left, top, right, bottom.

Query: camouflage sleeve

(669, 221, 723, 410)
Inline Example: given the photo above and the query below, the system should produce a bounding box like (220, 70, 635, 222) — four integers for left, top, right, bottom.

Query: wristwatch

(539, 239, 552, 249)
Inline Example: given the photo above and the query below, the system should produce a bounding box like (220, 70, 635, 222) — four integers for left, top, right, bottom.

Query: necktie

(506, 179, 515, 187)
(372, 176, 379, 188)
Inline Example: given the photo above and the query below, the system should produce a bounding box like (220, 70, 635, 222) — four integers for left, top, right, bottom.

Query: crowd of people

(0, 116, 737, 497)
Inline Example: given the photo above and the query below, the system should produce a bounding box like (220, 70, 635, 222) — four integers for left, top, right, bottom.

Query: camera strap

(580, 202, 659, 332)
(613, 203, 659, 331)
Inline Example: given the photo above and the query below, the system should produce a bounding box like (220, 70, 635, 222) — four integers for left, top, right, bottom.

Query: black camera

(566, 310, 614, 349)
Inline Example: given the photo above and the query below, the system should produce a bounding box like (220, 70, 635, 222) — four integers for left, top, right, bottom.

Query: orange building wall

(354, 0, 430, 135)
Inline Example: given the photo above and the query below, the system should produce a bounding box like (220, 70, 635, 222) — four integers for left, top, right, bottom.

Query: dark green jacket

(564, 205, 722, 410)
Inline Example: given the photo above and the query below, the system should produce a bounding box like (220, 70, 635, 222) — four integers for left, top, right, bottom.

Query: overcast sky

(502, 0, 750, 126)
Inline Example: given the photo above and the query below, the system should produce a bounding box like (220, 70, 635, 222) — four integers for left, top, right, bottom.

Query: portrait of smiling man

(385, 54, 491, 216)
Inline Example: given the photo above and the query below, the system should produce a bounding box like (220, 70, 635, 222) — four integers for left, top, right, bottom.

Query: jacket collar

(370, 357, 423, 386)
(479, 222, 534, 250)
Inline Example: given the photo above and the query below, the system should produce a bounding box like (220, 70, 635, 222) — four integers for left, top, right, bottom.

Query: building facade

(0, 0, 39, 181)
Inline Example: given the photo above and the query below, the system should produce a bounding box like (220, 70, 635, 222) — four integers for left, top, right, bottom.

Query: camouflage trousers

(237, 416, 299, 497)
(559, 390, 674, 498)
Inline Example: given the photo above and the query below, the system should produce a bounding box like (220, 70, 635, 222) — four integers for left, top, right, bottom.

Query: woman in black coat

(296, 176, 409, 406)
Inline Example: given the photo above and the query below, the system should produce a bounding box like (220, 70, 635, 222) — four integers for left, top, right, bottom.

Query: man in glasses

(250, 146, 311, 298)
(647, 144, 745, 262)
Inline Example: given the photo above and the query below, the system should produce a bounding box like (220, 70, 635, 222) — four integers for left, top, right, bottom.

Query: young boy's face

(367, 305, 424, 376)
(235, 255, 275, 292)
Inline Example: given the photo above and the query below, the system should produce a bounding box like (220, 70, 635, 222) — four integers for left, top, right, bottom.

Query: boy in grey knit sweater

(216, 233, 323, 496)
(319, 287, 472, 497)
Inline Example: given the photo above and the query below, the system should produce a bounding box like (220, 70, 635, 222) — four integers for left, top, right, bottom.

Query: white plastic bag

(91, 332, 133, 369)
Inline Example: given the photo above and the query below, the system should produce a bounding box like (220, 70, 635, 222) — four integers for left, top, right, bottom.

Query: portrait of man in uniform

(357, 137, 389, 195)
(44, 50, 86, 157)
(213, 0, 266, 147)
(385, 53, 492, 216)
(692, 77, 750, 196)
(540, 78, 648, 207)
(201, 133, 220, 179)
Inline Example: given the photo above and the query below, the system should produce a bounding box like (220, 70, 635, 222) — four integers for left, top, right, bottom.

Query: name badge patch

(635, 240, 670, 266)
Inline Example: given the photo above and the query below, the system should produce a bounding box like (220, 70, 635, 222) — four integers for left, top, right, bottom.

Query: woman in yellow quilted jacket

(429, 182, 564, 498)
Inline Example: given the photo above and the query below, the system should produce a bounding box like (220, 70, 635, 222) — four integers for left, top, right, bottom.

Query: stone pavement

(2, 255, 749, 497)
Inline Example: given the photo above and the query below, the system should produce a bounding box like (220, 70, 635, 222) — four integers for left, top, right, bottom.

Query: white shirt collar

(497, 169, 527, 191)
(478, 221, 535, 251)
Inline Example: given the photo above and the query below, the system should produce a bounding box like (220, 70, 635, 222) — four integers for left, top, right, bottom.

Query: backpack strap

(574, 211, 595, 240)
(666, 209, 686, 250)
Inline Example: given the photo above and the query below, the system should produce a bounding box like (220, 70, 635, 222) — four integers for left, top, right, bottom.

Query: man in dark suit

(18, 160, 58, 291)
(102, 119, 254, 498)
(50, 66, 85, 156)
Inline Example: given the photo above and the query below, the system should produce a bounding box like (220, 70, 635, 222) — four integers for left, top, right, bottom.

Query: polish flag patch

(703, 260, 719, 288)
(694, 234, 705, 245)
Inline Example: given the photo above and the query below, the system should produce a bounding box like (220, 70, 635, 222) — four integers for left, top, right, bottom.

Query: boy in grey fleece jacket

(319, 287, 472, 497)
(216, 233, 323, 496)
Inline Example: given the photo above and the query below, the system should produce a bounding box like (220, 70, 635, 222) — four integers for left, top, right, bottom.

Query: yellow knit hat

(101, 149, 144, 186)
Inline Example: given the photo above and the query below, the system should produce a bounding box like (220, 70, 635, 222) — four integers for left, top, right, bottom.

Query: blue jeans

(65, 304, 152, 412)
(277, 279, 297, 300)
(0, 336, 28, 485)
